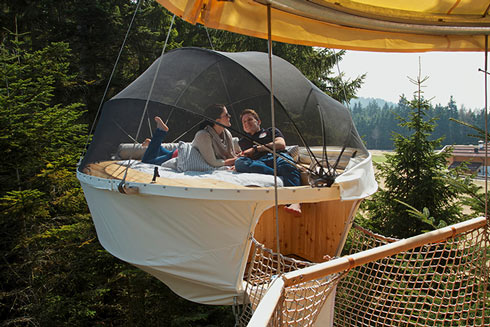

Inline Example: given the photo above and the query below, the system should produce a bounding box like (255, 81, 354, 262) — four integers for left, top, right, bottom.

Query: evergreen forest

(350, 97, 485, 149)
(1, 0, 487, 326)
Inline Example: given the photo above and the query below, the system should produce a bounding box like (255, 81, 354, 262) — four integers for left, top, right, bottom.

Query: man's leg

(236, 153, 300, 186)
(274, 153, 302, 215)
(276, 154, 301, 187)
(235, 156, 275, 175)
(236, 153, 300, 185)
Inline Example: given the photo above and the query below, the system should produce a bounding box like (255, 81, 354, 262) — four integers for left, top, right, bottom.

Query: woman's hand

(224, 157, 237, 166)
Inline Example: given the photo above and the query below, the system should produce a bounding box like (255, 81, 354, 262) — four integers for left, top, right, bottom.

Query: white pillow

(117, 142, 179, 160)
(176, 141, 215, 172)
(117, 143, 146, 159)
(161, 157, 177, 170)
(286, 145, 299, 161)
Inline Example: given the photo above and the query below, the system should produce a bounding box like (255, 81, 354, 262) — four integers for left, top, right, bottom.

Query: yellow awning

(156, 0, 490, 52)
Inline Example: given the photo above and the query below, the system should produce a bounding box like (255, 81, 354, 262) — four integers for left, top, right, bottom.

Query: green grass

(372, 154, 387, 163)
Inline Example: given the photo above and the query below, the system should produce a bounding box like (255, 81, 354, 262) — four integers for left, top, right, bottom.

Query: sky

(340, 51, 487, 110)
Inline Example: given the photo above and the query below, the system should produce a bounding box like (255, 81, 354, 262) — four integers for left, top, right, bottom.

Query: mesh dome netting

(80, 47, 367, 172)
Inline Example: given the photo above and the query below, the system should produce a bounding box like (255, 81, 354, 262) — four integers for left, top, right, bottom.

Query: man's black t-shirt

(239, 127, 285, 160)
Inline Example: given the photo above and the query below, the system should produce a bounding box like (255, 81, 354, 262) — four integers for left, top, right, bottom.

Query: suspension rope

(267, 5, 282, 271)
(119, 14, 176, 186)
(484, 34, 488, 327)
(484, 35, 488, 221)
(81, 0, 142, 162)
(333, 48, 350, 107)
(204, 26, 215, 51)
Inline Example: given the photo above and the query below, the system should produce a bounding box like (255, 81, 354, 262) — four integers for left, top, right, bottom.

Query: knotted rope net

(334, 223, 489, 327)
(237, 239, 342, 326)
(240, 218, 488, 326)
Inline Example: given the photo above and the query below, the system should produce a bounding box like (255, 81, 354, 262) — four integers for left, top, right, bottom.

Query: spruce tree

(0, 35, 88, 325)
(362, 69, 464, 238)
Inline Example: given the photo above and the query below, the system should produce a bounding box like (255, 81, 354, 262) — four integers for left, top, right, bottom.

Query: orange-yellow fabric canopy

(156, 0, 490, 52)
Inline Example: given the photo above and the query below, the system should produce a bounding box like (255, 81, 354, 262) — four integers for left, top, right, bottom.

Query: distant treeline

(350, 97, 484, 149)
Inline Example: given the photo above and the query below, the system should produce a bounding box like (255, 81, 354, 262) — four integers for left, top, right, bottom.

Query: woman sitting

(142, 104, 240, 168)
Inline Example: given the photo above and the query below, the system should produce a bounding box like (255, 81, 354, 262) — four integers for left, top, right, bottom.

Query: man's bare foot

(155, 116, 168, 132)
(284, 203, 302, 217)
(142, 138, 151, 147)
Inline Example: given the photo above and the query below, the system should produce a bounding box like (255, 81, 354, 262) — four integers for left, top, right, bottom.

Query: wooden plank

(253, 199, 358, 263)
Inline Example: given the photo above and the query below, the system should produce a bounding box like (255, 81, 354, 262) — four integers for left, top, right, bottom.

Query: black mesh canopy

(80, 47, 367, 170)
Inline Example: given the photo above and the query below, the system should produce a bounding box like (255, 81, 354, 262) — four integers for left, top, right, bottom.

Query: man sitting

(235, 109, 302, 216)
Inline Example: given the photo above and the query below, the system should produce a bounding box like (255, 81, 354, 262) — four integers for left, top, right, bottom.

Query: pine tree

(0, 35, 89, 325)
(361, 68, 464, 238)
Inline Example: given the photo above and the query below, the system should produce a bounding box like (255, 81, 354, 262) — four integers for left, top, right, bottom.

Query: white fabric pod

(77, 150, 377, 305)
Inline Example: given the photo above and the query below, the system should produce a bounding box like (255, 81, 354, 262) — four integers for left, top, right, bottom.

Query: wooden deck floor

(83, 161, 248, 189)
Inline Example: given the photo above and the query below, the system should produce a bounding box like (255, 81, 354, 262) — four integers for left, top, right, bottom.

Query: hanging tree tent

(78, 47, 377, 305)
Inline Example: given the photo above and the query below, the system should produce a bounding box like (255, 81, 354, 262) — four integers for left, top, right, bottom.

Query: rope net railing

(334, 222, 489, 327)
(243, 217, 488, 327)
(276, 273, 343, 326)
(237, 239, 342, 326)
